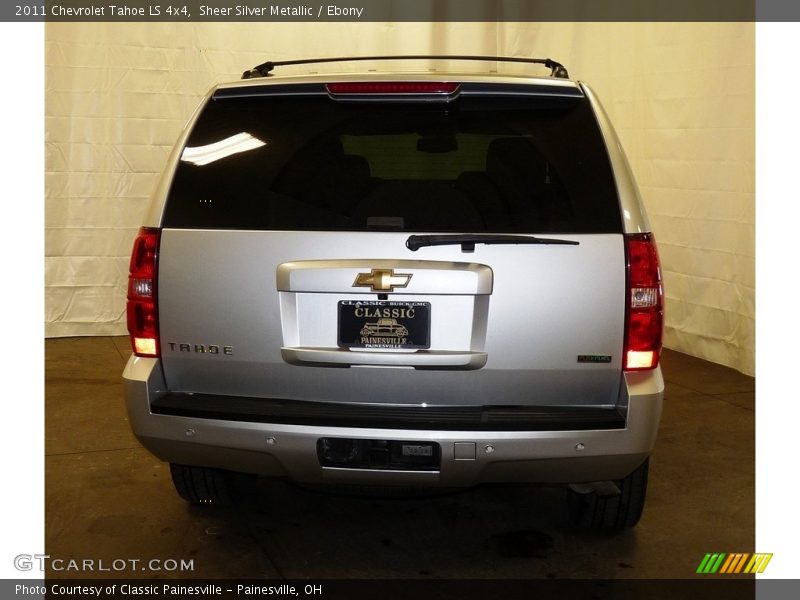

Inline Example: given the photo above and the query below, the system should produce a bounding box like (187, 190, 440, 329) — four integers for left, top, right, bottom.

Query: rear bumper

(123, 356, 663, 486)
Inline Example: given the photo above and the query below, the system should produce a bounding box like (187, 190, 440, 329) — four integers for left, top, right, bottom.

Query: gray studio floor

(45, 337, 754, 579)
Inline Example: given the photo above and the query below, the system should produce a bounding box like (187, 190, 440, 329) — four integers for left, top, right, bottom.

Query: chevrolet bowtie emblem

(353, 269, 412, 292)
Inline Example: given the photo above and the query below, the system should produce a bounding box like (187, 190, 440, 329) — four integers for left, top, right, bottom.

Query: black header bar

(5, 1, 798, 23)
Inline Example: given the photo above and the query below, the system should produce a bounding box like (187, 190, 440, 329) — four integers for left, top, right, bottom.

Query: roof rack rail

(241, 55, 569, 80)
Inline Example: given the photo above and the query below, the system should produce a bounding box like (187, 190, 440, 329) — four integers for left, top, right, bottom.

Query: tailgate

(157, 230, 624, 407)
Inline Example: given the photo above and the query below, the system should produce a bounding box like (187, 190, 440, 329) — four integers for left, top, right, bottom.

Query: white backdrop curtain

(44, 22, 755, 375)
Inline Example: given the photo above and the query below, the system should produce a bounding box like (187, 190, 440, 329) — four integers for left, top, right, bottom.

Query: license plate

(338, 300, 430, 349)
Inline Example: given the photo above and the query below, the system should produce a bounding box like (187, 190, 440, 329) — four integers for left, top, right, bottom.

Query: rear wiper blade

(406, 234, 579, 252)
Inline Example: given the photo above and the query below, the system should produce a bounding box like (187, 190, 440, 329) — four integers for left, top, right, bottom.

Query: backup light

(130, 278, 152, 297)
(631, 287, 658, 308)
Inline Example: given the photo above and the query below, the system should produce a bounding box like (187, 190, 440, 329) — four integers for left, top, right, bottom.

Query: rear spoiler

(213, 81, 584, 101)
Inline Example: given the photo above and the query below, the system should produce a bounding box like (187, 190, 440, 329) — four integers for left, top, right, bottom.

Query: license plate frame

(337, 300, 431, 350)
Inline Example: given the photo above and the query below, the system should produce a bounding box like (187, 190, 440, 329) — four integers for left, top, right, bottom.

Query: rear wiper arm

(406, 234, 579, 252)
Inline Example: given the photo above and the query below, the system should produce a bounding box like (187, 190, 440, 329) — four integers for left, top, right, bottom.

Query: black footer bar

(3, 578, 769, 600)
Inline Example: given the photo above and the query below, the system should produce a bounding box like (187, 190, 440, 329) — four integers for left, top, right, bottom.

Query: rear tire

(567, 458, 650, 530)
(169, 463, 249, 505)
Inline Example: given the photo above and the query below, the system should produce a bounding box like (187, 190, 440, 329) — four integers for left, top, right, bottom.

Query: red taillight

(624, 233, 664, 371)
(326, 82, 460, 95)
(127, 227, 160, 357)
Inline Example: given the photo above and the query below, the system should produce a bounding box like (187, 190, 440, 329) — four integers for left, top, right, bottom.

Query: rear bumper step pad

(151, 393, 625, 432)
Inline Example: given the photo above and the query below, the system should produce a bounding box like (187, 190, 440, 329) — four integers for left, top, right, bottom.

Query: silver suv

(123, 56, 664, 530)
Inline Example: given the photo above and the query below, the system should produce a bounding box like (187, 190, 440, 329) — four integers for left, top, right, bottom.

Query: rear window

(162, 89, 621, 233)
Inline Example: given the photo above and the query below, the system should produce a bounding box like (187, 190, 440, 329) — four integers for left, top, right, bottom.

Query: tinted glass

(163, 93, 621, 233)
